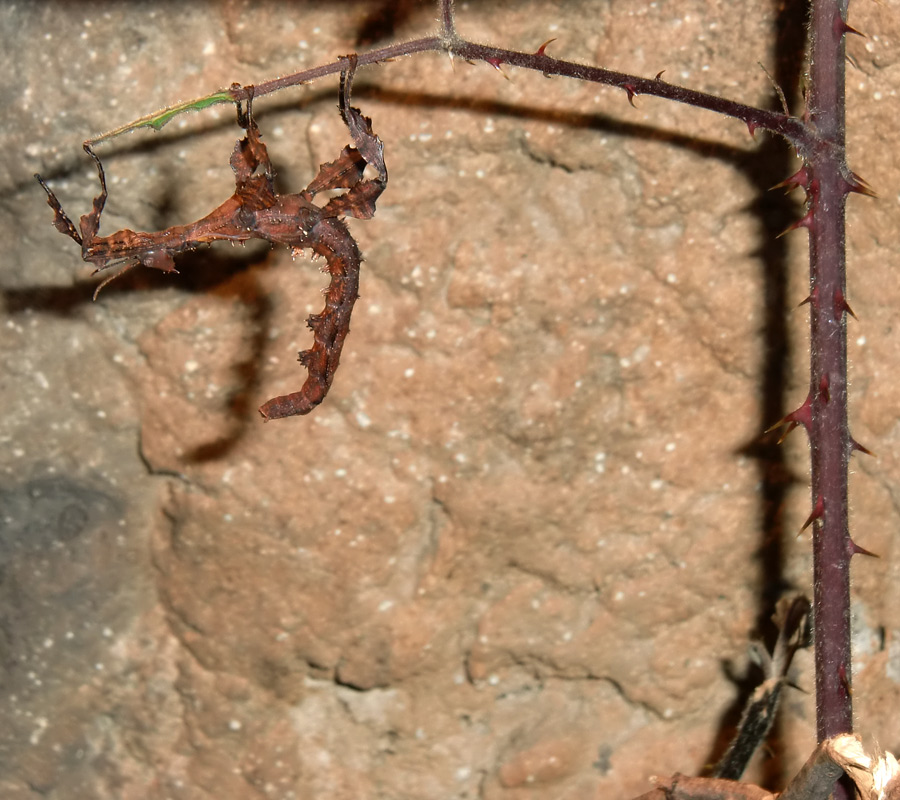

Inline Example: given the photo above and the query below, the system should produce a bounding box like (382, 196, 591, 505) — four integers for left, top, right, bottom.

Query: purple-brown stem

(804, 5, 855, 797)
(231, 19, 813, 154)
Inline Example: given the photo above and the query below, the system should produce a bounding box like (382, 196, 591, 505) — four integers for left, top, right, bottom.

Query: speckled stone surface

(3, 1, 900, 798)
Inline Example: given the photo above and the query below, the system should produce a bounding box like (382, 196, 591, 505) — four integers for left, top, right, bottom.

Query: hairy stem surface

(806, 0, 853, 744)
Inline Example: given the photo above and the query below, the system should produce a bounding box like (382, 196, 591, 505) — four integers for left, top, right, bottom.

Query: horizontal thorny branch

(90, 3, 812, 152)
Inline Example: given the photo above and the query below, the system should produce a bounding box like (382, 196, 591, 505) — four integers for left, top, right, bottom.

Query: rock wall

(3, 1, 900, 798)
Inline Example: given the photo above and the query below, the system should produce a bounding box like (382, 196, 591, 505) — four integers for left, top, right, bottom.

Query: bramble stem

(806, 0, 854, 765)
(230, 35, 812, 151)
(440, 0, 456, 36)
(95, 7, 815, 151)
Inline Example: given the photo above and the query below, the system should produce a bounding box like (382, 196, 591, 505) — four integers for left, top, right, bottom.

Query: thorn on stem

(818, 374, 830, 405)
(535, 38, 556, 56)
(836, 18, 865, 38)
(766, 395, 813, 441)
(774, 420, 801, 444)
(833, 287, 857, 320)
(484, 57, 510, 80)
(623, 84, 637, 107)
(845, 171, 876, 198)
(838, 664, 852, 698)
(799, 287, 818, 311)
(848, 538, 879, 559)
(800, 495, 825, 533)
(850, 438, 876, 457)
(654, 70, 666, 81)
(771, 166, 810, 194)
(776, 209, 813, 238)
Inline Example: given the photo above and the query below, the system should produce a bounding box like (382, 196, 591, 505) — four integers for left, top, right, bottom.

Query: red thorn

(800, 495, 825, 533)
(484, 58, 510, 81)
(774, 421, 800, 445)
(799, 286, 819, 310)
(771, 166, 810, 194)
(818, 374, 831, 405)
(839, 664, 852, 697)
(805, 177, 821, 206)
(535, 38, 556, 57)
(623, 84, 637, 107)
(798, 295, 811, 308)
(787, 396, 813, 429)
(837, 19, 865, 38)
(850, 438, 876, 457)
(766, 395, 813, 441)
(776, 209, 814, 238)
(655, 70, 666, 81)
(849, 538, 880, 558)
(747, 121, 759, 139)
(846, 171, 877, 198)
(833, 287, 857, 320)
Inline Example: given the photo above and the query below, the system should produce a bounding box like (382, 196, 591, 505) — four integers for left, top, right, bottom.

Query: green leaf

(86, 90, 236, 145)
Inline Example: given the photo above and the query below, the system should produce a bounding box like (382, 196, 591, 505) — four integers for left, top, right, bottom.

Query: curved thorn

(833, 287, 857, 320)
(777, 421, 801, 444)
(848, 539, 879, 559)
(485, 57, 507, 79)
(838, 20, 866, 38)
(771, 166, 810, 194)
(846, 171, 877, 198)
(776, 210, 813, 238)
(849, 438, 876, 458)
(800, 495, 825, 534)
(766, 396, 813, 441)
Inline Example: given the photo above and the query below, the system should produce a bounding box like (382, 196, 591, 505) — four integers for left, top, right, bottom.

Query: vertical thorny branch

(774, 3, 878, 794)
(804, 0, 855, 748)
(35, 0, 885, 796)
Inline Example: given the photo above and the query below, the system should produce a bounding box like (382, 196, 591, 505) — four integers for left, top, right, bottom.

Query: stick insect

(36, 55, 387, 420)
